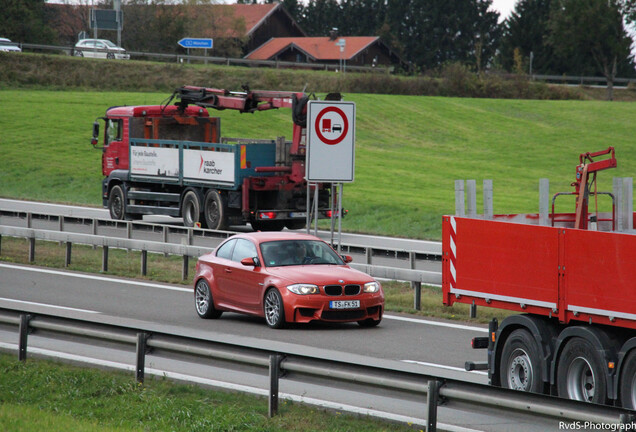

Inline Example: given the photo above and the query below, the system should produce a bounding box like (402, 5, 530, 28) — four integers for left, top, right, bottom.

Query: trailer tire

(203, 190, 228, 230)
(620, 351, 636, 409)
(557, 337, 608, 404)
(108, 185, 126, 220)
(500, 329, 545, 393)
(182, 191, 202, 228)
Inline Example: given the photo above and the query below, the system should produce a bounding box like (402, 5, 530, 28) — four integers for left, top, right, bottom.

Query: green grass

(2, 90, 636, 240)
(0, 354, 418, 432)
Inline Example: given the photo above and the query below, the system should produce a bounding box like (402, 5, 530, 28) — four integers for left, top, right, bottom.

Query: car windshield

(260, 240, 344, 267)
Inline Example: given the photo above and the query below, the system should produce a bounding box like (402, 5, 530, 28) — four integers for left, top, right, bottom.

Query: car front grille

(323, 284, 361, 296)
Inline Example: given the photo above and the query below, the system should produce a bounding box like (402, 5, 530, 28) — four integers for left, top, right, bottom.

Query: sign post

(178, 38, 213, 64)
(306, 100, 356, 250)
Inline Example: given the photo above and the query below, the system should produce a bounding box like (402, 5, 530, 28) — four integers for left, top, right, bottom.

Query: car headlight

(363, 281, 380, 293)
(287, 284, 319, 295)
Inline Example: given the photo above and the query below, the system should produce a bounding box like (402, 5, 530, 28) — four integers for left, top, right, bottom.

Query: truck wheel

(204, 190, 228, 230)
(108, 185, 126, 220)
(181, 191, 202, 227)
(557, 337, 608, 404)
(620, 351, 636, 409)
(500, 329, 545, 393)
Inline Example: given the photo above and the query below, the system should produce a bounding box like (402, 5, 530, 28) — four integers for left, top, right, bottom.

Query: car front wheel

(264, 289, 285, 329)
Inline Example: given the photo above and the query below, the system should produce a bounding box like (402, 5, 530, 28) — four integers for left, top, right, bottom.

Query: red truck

(442, 147, 636, 409)
(92, 85, 334, 230)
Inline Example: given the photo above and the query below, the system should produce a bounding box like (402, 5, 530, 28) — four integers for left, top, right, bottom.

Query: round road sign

(314, 106, 349, 145)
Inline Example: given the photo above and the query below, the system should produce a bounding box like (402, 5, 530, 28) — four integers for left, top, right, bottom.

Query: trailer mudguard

(550, 325, 619, 399)
(493, 314, 560, 387)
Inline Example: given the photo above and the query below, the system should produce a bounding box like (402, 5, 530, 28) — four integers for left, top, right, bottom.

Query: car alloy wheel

(264, 289, 285, 329)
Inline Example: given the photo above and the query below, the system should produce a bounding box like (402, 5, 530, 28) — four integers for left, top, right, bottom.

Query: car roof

(233, 231, 323, 244)
(0, 38, 11, 42)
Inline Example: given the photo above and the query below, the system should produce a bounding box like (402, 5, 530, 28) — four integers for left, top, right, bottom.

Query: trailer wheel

(620, 351, 636, 409)
(557, 337, 608, 404)
(108, 185, 126, 220)
(500, 329, 544, 393)
(203, 190, 228, 230)
(181, 191, 202, 228)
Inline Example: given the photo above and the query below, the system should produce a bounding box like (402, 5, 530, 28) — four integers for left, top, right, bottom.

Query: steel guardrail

(0, 306, 632, 429)
(0, 224, 442, 286)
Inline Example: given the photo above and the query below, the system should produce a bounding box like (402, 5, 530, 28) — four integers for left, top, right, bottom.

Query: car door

(224, 238, 266, 313)
(210, 239, 236, 306)
(94, 41, 107, 58)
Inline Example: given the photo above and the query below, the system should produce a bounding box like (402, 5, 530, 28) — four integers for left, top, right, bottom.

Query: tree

(0, 0, 57, 44)
(547, 0, 634, 100)
(499, 0, 557, 74)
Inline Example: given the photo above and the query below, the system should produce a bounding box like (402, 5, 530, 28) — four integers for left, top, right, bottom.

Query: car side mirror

(91, 121, 101, 148)
(341, 255, 353, 263)
(241, 257, 260, 267)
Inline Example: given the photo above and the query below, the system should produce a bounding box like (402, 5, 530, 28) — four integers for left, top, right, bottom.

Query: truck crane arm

(169, 85, 309, 126)
(572, 146, 617, 229)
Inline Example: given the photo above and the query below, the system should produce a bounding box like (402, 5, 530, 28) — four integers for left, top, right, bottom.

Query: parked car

(0, 38, 21, 52)
(194, 232, 384, 328)
(74, 38, 129, 60)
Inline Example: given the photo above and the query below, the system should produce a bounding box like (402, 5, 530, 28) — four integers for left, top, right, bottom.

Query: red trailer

(442, 148, 636, 408)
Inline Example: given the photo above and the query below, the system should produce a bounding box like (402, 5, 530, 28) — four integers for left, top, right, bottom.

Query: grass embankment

(0, 353, 417, 432)
(2, 89, 636, 239)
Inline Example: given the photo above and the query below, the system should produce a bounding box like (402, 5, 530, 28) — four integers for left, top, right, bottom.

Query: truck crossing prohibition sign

(306, 100, 356, 182)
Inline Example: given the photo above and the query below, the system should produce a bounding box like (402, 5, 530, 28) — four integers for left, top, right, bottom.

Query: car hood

(265, 265, 374, 285)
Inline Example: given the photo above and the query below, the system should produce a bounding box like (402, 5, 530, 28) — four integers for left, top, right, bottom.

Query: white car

(74, 39, 130, 60)
(0, 38, 21, 52)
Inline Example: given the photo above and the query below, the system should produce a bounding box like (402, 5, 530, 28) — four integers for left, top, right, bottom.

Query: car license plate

(289, 212, 306, 218)
(329, 300, 360, 309)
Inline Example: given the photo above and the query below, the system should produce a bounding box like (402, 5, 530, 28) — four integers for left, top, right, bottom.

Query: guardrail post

(102, 246, 109, 272)
(28, 237, 35, 263)
(65, 242, 72, 267)
(26, 212, 32, 228)
(18, 314, 31, 361)
(269, 354, 283, 418)
(163, 226, 169, 257)
(413, 282, 422, 311)
(365, 247, 372, 265)
(0, 234, 2, 255)
(182, 255, 189, 280)
(141, 250, 148, 276)
(127, 221, 132, 252)
(58, 216, 64, 246)
(92, 218, 97, 250)
(409, 252, 421, 310)
(470, 300, 477, 319)
(136, 332, 148, 383)
(426, 380, 441, 432)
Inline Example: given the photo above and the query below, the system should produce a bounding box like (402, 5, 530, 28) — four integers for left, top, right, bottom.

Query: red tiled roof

(210, 3, 294, 38)
(245, 36, 379, 61)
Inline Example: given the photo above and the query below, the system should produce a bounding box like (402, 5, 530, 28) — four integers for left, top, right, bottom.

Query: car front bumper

(285, 292, 385, 324)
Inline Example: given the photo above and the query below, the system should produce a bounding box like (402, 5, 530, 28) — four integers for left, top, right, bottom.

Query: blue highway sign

(178, 38, 213, 49)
